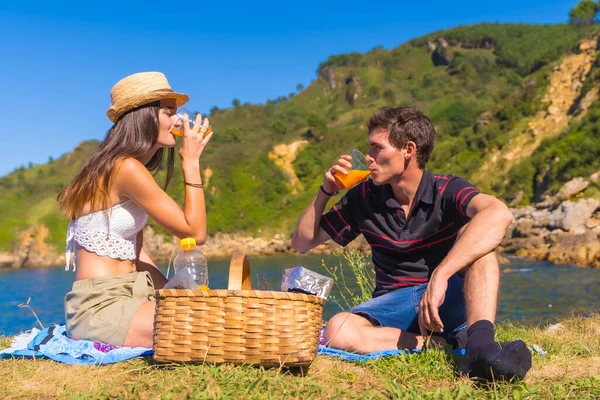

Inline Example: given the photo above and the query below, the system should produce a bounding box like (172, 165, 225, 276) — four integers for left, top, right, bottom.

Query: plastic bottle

(173, 237, 209, 289)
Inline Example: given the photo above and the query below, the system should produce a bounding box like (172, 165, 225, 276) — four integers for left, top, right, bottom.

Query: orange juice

(171, 127, 213, 137)
(334, 169, 371, 189)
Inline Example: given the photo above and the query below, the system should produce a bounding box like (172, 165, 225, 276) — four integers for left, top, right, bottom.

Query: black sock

(447, 327, 468, 350)
(459, 320, 532, 380)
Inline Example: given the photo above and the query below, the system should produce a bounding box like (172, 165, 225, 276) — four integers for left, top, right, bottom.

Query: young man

(292, 107, 532, 380)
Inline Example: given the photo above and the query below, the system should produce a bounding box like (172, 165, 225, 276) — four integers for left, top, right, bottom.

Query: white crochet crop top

(65, 199, 148, 271)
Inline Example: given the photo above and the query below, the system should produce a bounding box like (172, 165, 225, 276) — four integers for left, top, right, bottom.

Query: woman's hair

(58, 101, 175, 219)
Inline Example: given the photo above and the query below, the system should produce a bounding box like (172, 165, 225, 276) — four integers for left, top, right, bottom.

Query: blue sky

(0, 0, 580, 177)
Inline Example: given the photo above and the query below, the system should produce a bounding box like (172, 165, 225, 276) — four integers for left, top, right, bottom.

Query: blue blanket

(317, 345, 465, 362)
(0, 324, 152, 365)
(1, 324, 470, 365)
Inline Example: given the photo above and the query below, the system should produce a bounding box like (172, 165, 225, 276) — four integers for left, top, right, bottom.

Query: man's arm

(419, 193, 513, 333)
(292, 154, 354, 252)
(433, 193, 513, 280)
(291, 189, 335, 252)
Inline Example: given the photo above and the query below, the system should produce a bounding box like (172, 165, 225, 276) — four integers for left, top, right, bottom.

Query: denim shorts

(349, 274, 467, 339)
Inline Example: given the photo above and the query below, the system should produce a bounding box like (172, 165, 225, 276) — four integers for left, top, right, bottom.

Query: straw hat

(106, 72, 189, 122)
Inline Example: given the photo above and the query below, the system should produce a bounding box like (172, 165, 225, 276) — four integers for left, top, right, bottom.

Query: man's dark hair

(367, 107, 436, 169)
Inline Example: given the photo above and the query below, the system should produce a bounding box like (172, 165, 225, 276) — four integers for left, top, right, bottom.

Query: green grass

(2, 251, 600, 398)
(2, 315, 600, 398)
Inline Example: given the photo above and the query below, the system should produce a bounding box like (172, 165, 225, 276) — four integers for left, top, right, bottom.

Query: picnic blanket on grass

(2, 324, 473, 365)
(317, 345, 465, 362)
(0, 324, 152, 365)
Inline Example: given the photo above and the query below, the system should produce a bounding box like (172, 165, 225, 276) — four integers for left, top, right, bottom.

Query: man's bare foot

(412, 335, 447, 350)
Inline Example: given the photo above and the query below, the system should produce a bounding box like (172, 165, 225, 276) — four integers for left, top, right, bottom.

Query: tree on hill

(569, 0, 599, 24)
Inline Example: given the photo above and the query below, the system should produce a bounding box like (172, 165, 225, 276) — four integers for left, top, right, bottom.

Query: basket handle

(228, 254, 252, 290)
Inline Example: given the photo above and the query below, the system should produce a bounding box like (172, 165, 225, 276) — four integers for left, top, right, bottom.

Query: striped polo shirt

(320, 171, 480, 298)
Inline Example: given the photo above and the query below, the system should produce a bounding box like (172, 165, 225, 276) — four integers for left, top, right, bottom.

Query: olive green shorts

(64, 271, 155, 346)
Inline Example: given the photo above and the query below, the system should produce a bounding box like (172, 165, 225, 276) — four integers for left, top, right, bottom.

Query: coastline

(0, 218, 593, 271)
(2, 178, 599, 270)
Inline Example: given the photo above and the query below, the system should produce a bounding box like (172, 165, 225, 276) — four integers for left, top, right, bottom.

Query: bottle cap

(179, 237, 196, 250)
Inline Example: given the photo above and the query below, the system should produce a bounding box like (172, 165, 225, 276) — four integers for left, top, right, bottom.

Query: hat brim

(107, 91, 189, 123)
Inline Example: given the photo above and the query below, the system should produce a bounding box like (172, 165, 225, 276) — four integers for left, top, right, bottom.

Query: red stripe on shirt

(438, 179, 452, 195)
(322, 213, 349, 245)
(374, 267, 429, 282)
(360, 223, 455, 246)
(376, 280, 424, 287)
(455, 186, 476, 203)
(333, 204, 351, 230)
(370, 231, 459, 253)
(458, 188, 478, 215)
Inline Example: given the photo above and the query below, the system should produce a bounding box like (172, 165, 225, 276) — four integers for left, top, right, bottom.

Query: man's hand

(418, 272, 448, 338)
(323, 154, 352, 194)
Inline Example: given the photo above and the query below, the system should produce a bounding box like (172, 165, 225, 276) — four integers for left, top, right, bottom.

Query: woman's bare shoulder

(117, 157, 148, 176)
(113, 158, 158, 196)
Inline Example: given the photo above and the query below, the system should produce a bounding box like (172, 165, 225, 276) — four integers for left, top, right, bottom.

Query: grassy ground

(1, 315, 599, 399)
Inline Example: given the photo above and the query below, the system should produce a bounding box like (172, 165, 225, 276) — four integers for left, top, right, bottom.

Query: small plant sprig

(322, 250, 374, 310)
(18, 297, 44, 329)
(255, 272, 272, 290)
(165, 246, 176, 279)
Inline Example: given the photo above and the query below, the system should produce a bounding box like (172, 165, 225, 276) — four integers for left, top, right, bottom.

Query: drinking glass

(333, 149, 371, 189)
(171, 107, 212, 137)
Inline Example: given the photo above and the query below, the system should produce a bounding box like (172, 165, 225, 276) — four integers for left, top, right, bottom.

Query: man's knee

(323, 312, 370, 350)
(476, 251, 500, 267)
(460, 251, 500, 277)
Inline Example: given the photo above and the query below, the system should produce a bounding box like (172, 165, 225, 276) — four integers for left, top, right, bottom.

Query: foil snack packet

(281, 266, 334, 299)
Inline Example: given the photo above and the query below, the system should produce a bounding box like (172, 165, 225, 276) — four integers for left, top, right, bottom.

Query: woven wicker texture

(106, 72, 189, 122)
(153, 254, 324, 366)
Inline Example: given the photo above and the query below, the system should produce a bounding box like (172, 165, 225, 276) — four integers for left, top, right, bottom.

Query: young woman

(58, 71, 212, 347)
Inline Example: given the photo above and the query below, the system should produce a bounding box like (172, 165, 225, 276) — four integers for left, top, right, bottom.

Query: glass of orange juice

(333, 149, 371, 189)
(171, 107, 212, 137)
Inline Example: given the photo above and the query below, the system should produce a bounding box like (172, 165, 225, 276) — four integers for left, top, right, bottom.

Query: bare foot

(413, 335, 447, 350)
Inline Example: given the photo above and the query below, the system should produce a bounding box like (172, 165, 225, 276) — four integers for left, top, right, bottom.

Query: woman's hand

(323, 154, 351, 194)
(179, 113, 213, 162)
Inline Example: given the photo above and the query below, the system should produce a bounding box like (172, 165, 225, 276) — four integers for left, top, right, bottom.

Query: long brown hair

(58, 101, 175, 219)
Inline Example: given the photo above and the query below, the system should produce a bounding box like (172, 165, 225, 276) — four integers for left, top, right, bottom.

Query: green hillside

(1, 23, 599, 252)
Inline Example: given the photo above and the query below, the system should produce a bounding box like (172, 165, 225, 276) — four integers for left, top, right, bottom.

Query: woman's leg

(122, 300, 156, 348)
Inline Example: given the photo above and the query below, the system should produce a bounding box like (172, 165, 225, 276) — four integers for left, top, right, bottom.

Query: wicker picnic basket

(153, 254, 324, 366)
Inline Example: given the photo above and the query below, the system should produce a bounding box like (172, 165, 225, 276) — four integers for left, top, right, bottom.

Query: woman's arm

(115, 115, 213, 243)
(116, 158, 207, 243)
